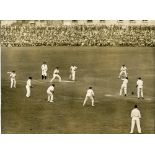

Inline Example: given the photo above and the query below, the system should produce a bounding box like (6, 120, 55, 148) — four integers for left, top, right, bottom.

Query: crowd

(1, 24, 155, 47)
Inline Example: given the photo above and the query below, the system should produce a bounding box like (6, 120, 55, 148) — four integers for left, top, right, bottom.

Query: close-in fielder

(119, 64, 127, 78)
(7, 71, 16, 88)
(130, 105, 142, 133)
(50, 67, 62, 82)
(69, 65, 78, 81)
(41, 62, 48, 80)
(136, 77, 144, 99)
(120, 77, 128, 96)
(47, 84, 55, 102)
(83, 87, 95, 106)
(26, 77, 32, 98)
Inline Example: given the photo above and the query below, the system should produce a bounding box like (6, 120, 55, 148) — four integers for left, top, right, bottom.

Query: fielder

(120, 77, 128, 96)
(69, 65, 78, 81)
(26, 77, 32, 98)
(136, 77, 144, 99)
(47, 84, 55, 102)
(41, 62, 48, 80)
(130, 105, 142, 133)
(83, 87, 95, 106)
(7, 71, 16, 88)
(119, 65, 127, 78)
(50, 67, 62, 82)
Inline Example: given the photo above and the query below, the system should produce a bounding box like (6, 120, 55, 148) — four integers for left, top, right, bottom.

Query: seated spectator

(1, 23, 155, 47)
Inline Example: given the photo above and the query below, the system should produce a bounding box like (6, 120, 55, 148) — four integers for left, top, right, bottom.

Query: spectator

(1, 23, 155, 47)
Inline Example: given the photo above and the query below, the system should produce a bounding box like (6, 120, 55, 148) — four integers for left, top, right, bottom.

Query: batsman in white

(7, 71, 16, 88)
(119, 64, 127, 78)
(26, 77, 32, 98)
(69, 65, 78, 81)
(47, 84, 55, 103)
(136, 77, 144, 99)
(130, 105, 142, 133)
(120, 77, 128, 96)
(50, 67, 62, 82)
(83, 87, 95, 106)
(41, 61, 48, 80)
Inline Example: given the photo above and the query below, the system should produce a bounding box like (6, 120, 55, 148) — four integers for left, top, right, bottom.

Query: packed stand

(1, 24, 155, 47)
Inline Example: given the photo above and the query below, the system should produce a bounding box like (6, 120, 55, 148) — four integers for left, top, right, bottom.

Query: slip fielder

(47, 84, 55, 103)
(83, 87, 95, 106)
(7, 71, 16, 88)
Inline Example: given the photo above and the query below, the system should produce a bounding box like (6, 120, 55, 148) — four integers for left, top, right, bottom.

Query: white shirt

(131, 108, 141, 118)
(47, 85, 54, 93)
(120, 66, 127, 71)
(122, 78, 128, 86)
(70, 66, 78, 72)
(86, 89, 94, 97)
(137, 79, 143, 88)
(53, 69, 59, 74)
(10, 72, 16, 79)
(41, 64, 48, 71)
(26, 79, 31, 87)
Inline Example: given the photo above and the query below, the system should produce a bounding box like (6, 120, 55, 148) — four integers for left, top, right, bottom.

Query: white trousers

(120, 84, 127, 95)
(83, 95, 94, 106)
(50, 74, 61, 82)
(42, 70, 47, 76)
(137, 87, 143, 98)
(119, 71, 127, 77)
(47, 91, 53, 102)
(26, 85, 31, 97)
(71, 71, 76, 80)
(130, 117, 141, 133)
(10, 78, 16, 88)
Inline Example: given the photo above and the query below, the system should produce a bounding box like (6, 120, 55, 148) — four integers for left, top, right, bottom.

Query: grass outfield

(1, 46, 155, 134)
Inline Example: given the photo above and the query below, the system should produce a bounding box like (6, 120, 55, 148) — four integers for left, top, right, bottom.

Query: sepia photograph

(1, 20, 155, 134)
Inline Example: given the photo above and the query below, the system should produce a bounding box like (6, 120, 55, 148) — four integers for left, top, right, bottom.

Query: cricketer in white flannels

(41, 62, 48, 80)
(83, 87, 95, 106)
(69, 65, 78, 81)
(47, 84, 55, 103)
(120, 77, 128, 96)
(130, 105, 142, 133)
(136, 77, 144, 99)
(119, 64, 127, 78)
(7, 71, 16, 88)
(26, 77, 32, 98)
(50, 67, 62, 82)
